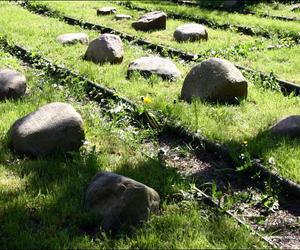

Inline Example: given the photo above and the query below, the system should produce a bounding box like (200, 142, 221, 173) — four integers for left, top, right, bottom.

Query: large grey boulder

(84, 34, 124, 64)
(174, 23, 208, 42)
(115, 14, 132, 20)
(56, 33, 89, 45)
(127, 56, 180, 81)
(270, 116, 300, 137)
(0, 69, 26, 100)
(85, 172, 160, 231)
(181, 58, 248, 103)
(9, 102, 85, 157)
(97, 7, 116, 15)
(132, 11, 167, 31)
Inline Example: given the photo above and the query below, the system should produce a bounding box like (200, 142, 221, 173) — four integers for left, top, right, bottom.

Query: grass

(246, 1, 300, 19)
(0, 2, 300, 185)
(30, 0, 300, 84)
(0, 49, 266, 249)
(129, 1, 300, 38)
(31, 0, 272, 55)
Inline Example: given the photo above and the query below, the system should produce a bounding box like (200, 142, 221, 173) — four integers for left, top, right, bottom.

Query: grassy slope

(247, 2, 300, 19)
(0, 3, 299, 184)
(33, 0, 270, 55)
(0, 50, 265, 249)
(34, 1, 300, 85)
(132, 1, 300, 37)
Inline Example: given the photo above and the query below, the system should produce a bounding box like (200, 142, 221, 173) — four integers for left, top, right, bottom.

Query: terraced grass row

(0, 49, 266, 249)
(128, 1, 300, 39)
(30, 1, 300, 85)
(31, 0, 272, 55)
(1, 2, 299, 185)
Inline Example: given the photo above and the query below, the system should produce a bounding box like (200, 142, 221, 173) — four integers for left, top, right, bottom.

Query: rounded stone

(132, 11, 167, 31)
(127, 56, 181, 81)
(97, 7, 116, 15)
(56, 33, 89, 45)
(84, 171, 160, 231)
(181, 58, 248, 103)
(174, 23, 208, 42)
(84, 34, 124, 64)
(9, 102, 85, 157)
(270, 115, 300, 137)
(115, 14, 132, 20)
(0, 69, 26, 100)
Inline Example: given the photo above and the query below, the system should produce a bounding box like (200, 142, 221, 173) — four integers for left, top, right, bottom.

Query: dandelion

(142, 96, 152, 104)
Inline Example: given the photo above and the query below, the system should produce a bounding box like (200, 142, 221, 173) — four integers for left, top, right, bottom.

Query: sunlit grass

(0, 2, 299, 184)
(0, 50, 265, 249)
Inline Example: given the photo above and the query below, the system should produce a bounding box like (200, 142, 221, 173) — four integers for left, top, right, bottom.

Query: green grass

(0, 50, 266, 249)
(0, 2, 300, 185)
(32, 0, 272, 55)
(30, 1, 300, 84)
(130, 1, 300, 38)
(246, 1, 300, 19)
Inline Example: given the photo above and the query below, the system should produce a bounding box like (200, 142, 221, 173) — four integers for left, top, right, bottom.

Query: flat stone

(127, 56, 181, 81)
(132, 11, 167, 31)
(181, 58, 248, 103)
(84, 172, 160, 231)
(56, 33, 89, 45)
(174, 23, 208, 42)
(270, 115, 300, 137)
(115, 14, 132, 20)
(9, 102, 85, 157)
(84, 34, 124, 64)
(0, 69, 26, 100)
(97, 7, 116, 15)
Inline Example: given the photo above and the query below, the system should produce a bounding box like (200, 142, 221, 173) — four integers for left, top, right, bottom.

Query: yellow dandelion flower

(143, 97, 152, 104)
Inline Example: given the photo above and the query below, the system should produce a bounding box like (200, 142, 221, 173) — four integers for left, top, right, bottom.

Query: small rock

(97, 7, 116, 15)
(9, 102, 85, 157)
(132, 11, 167, 31)
(115, 14, 132, 20)
(0, 69, 26, 100)
(84, 34, 124, 64)
(181, 58, 248, 103)
(174, 23, 208, 42)
(56, 33, 89, 45)
(84, 172, 160, 231)
(290, 4, 300, 11)
(127, 56, 181, 81)
(270, 115, 300, 137)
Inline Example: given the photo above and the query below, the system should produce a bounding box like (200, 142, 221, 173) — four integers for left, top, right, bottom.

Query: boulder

(270, 115, 300, 137)
(0, 69, 26, 100)
(132, 11, 167, 31)
(115, 14, 132, 20)
(174, 23, 208, 42)
(97, 7, 116, 15)
(84, 34, 124, 64)
(56, 33, 89, 45)
(84, 172, 160, 231)
(127, 56, 180, 81)
(9, 102, 85, 157)
(181, 58, 248, 103)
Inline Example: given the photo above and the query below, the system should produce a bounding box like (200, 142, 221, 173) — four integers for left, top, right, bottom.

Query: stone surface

(56, 33, 89, 45)
(115, 14, 132, 20)
(132, 11, 167, 31)
(9, 102, 85, 157)
(127, 56, 181, 81)
(174, 23, 208, 42)
(181, 58, 248, 103)
(97, 7, 116, 15)
(0, 69, 26, 100)
(84, 34, 124, 64)
(270, 116, 300, 137)
(85, 172, 160, 230)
